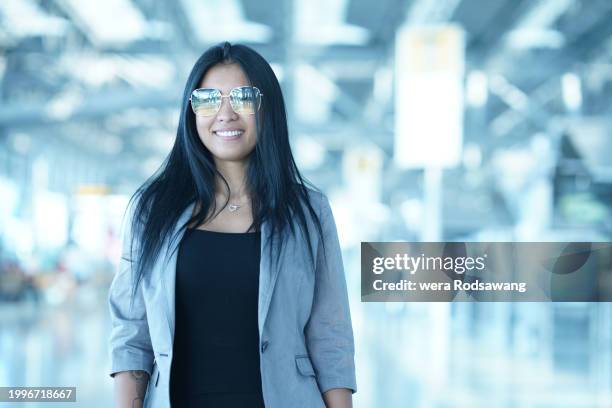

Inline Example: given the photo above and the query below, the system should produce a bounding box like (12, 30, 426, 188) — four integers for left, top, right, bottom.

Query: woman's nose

(216, 97, 237, 121)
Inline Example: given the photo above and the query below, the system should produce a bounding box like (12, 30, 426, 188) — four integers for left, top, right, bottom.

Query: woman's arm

(323, 388, 353, 408)
(108, 199, 155, 406)
(113, 370, 150, 408)
(304, 193, 357, 395)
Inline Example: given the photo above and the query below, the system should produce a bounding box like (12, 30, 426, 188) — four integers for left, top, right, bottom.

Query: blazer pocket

(295, 355, 316, 377)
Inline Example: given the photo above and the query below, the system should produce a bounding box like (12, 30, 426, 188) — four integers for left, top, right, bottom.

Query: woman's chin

(209, 149, 252, 163)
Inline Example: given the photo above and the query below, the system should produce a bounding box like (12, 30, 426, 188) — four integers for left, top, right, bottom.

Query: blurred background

(0, 0, 611, 406)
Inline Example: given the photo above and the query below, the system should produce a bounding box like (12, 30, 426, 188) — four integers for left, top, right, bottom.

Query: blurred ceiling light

(561, 72, 582, 112)
(295, 0, 369, 45)
(61, 53, 174, 88)
(519, 0, 573, 29)
(0, 0, 68, 38)
(60, 53, 117, 87)
(504, 0, 572, 50)
(406, 0, 461, 24)
(489, 74, 528, 111)
(504, 28, 564, 50)
(466, 70, 488, 108)
(58, 0, 148, 46)
(180, 0, 271, 43)
(114, 55, 175, 88)
(490, 110, 522, 137)
(293, 136, 326, 170)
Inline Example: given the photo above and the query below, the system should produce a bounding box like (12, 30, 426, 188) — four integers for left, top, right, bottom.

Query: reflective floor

(351, 301, 612, 408)
(0, 285, 113, 408)
(0, 276, 611, 408)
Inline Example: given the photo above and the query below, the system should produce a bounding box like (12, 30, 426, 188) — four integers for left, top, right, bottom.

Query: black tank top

(170, 228, 265, 407)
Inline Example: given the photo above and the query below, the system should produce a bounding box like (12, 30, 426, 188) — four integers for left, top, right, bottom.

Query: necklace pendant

(228, 204, 240, 212)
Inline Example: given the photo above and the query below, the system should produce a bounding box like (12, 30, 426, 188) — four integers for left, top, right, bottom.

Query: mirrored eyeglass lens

(191, 89, 220, 116)
(231, 87, 259, 114)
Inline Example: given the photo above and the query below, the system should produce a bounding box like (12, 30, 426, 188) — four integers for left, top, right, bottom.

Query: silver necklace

(227, 202, 242, 212)
(226, 196, 248, 213)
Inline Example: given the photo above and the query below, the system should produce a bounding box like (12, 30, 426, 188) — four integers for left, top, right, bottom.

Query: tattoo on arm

(128, 370, 149, 408)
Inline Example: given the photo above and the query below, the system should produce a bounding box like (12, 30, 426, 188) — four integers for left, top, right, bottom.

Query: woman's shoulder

(303, 185, 324, 201)
(299, 185, 333, 220)
(297, 185, 324, 206)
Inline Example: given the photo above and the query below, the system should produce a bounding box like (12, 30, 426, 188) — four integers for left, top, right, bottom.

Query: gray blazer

(108, 189, 357, 407)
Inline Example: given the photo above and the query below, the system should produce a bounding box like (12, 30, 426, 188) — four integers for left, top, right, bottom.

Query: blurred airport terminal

(1, 0, 611, 407)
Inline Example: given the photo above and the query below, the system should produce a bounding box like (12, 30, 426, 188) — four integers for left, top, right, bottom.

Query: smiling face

(195, 63, 257, 165)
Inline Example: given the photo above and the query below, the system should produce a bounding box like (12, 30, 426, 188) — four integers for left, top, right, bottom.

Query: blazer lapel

(159, 203, 282, 342)
(160, 202, 194, 341)
(258, 218, 282, 335)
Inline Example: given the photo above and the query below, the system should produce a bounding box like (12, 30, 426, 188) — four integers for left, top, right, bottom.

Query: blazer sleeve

(305, 193, 357, 394)
(107, 201, 155, 378)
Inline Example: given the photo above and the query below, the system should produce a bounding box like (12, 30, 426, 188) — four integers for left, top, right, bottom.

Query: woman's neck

(213, 159, 249, 201)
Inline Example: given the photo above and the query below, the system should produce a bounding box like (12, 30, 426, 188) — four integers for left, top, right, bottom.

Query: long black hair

(126, 42, 324, 305)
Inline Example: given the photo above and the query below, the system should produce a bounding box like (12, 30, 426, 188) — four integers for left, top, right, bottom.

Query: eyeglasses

(189, 86, 263, 116)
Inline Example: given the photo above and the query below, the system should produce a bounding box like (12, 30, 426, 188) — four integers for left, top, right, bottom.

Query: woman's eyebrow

(200, 86, 240, 94)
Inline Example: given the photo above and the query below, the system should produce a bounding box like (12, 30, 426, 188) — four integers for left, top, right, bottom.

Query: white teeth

(215, 130, 244, 137)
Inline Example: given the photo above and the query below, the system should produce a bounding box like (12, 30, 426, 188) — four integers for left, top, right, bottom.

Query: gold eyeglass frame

(189, 86, 263, 116)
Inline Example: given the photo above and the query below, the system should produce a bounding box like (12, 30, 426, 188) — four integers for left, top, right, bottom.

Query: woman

(108, 42, 356, 408)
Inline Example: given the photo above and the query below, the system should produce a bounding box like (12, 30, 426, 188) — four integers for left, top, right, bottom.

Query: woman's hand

(113, 370, 149, 408)
(323, 388, 353, 408)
